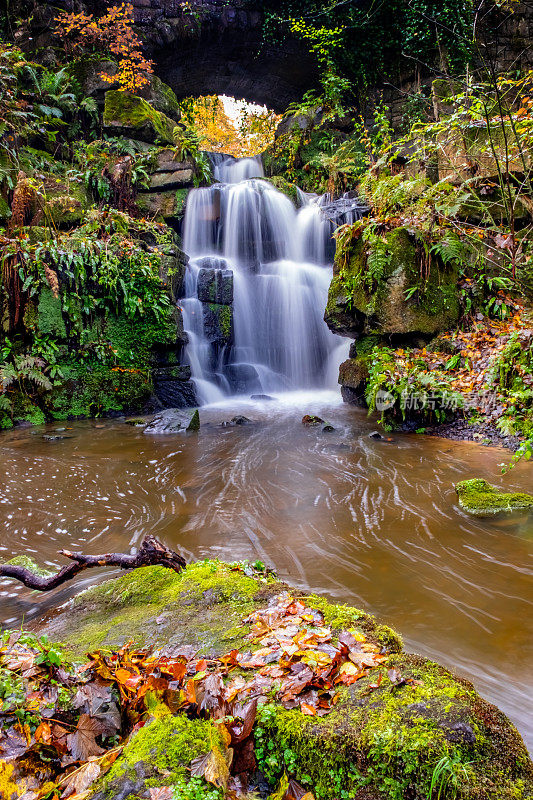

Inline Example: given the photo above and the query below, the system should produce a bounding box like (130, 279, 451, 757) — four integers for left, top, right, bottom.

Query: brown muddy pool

(0, 391, 532, 750)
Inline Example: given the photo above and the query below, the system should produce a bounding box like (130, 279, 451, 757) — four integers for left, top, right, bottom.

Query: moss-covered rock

(136, 189, 184, 221)
(103, 90, 176, 145)
(1, 555, 52, 577)
(40, 175, 90, 227)
(337, 357, 368, 405)
(91, 712, 224, 799)
(36, 561, 532, 800)
(326, 227, 459, 338)
(73, 58, 182, 123)
(202, 302, 233, 345)
(455, 478, 533, 517)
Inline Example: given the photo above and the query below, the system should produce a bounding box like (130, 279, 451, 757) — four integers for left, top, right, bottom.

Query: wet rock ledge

(23, 560, 532, 800)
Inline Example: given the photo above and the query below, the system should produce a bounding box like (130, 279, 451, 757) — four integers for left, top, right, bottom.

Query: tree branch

(0, 535, 186, 591)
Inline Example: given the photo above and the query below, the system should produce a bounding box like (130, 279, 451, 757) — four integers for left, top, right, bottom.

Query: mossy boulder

(197, 267, 233, 305)
(103, 90, 176, 145)
(326, 227, 459, 338)
(90, 713, 224, 799)
(35, 561, 532, 800)
(1, 555, 52, 578)
(40, 175, 90, 227)
(337, 357, 368, 405)
(136, 189, 184, 221)
(74, 58, 182, 123)
(455, 478, 533, 517)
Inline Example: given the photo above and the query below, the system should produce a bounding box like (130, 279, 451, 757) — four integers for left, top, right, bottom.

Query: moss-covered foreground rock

(455, 478, 533, 517)
(36, 560, 533, 800)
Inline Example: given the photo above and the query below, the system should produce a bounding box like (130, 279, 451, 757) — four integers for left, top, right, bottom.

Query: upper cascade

(213, 154, 265, 183)
(180, 159, 364, 404)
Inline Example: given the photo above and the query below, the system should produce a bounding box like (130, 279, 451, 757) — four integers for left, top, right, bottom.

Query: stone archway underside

(133, 1, 321, 111)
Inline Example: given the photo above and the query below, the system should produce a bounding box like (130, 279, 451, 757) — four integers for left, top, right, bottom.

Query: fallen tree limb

(0, 535, 186, 591)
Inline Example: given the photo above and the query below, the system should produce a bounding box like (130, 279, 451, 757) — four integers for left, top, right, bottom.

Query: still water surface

(1, 392, 532, 749)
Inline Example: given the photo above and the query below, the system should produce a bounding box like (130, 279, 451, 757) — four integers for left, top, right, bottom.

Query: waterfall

(181, 158, 363, 404)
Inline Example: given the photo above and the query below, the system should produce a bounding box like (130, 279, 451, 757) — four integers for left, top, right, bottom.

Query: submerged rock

(35, 561, 533, 800)
(455, 478, 533, 516)
(143, 408, 200, 434)
(251, 394, 275, 401)
(221, 415, 254, 427)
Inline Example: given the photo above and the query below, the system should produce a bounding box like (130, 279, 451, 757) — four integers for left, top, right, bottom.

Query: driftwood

(0, 535, 186, 591)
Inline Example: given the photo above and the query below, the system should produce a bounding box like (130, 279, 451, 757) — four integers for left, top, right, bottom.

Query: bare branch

(0, 535, 186, 591)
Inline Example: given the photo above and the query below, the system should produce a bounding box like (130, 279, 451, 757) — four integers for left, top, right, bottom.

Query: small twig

(0, 535, 186, 591)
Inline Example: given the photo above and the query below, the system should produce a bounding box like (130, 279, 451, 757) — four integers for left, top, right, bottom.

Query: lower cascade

(181, 156, 362, 403)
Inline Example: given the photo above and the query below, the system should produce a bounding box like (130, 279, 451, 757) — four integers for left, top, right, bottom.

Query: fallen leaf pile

(387, 299, 533, 422)
(0, 589, 408, 800)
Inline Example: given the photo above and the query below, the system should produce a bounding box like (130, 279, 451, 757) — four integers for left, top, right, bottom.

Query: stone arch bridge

(35, 0, 321, 110)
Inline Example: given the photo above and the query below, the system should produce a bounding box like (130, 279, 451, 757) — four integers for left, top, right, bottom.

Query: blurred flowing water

(180, 156, 361, 403)
(0, 395, 532, 750)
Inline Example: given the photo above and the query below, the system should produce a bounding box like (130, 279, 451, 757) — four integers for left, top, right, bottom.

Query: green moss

(255, 653, 529, 800)
(330, 226, 459, 336)
(2, 555, 52, 578)
(265, 176, 299, 204)
(44, 362, 152, 421)
(42, 178, 90, 227)
(104, 90, 176, 145)
(0, 194, 10, 221)
(355, 334, 382, 357)
(37, 287, 66, 339)
(455, 478, 533, 517)
(12, 394, 45, 426)
(218, 304, 232, 340)
(174, 187, 189, 216)
(102, 713, 221, 792)
(105, 310, 177, 367)
(46, 561, 277, 658)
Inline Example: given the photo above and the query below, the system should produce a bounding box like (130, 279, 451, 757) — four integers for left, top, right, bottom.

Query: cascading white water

(181, 158, 362, 404)
(213, 155, 264, 184)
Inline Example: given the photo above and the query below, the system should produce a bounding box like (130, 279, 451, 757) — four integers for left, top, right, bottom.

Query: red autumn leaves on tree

(55, 3, 154, 93)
